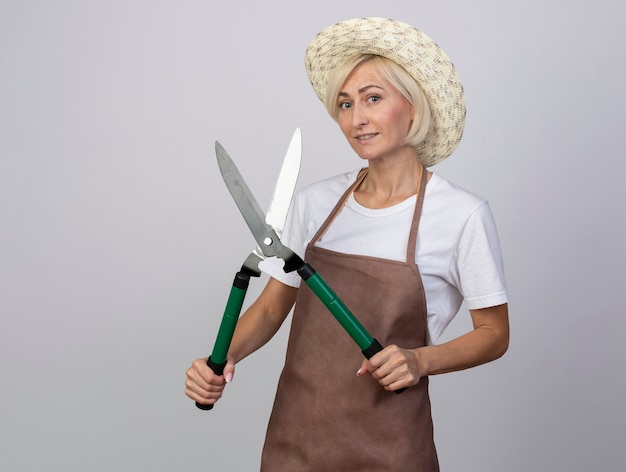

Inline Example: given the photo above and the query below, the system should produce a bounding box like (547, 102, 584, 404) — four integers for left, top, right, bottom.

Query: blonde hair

(325, 55, 432, 149)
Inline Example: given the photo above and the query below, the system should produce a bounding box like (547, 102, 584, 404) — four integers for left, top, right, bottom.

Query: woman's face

(336, 61, 414, 161)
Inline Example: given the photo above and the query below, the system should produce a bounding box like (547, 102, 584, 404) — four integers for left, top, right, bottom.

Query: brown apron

(261, 167, 438, 471)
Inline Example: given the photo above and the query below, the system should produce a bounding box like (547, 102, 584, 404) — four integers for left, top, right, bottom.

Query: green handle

(298, 262, 406, 394)
(195, 271, 249, 411)
(210, 272, 249, 364)
(298, 264, 373, 350)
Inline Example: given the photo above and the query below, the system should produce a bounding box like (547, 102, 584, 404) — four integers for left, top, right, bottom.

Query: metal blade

(265, 128, 301, 236)
(215, 142, 290, 260)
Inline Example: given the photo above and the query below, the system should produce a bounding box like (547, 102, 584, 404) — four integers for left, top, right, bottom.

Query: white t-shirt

(259, 169, 508, 343)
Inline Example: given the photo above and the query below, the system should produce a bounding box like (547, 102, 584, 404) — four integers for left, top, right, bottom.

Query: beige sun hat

(305, 17, 466, 167)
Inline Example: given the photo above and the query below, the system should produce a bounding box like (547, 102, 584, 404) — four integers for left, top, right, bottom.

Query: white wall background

(1, 1, 624, 470)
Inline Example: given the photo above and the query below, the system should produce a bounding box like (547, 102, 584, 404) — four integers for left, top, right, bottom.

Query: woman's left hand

(357, 344, 424, 391)
(358, 304, 510, 391)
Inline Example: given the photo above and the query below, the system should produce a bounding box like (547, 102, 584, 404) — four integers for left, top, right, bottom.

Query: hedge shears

(199, 130, 404, 411)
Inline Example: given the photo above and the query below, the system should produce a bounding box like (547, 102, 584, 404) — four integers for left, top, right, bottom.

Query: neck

(355, 147, 427, 209)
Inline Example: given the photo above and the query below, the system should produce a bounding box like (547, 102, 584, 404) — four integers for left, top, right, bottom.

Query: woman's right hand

(185, 279, 297, 408)
(185, 356, 235, 407)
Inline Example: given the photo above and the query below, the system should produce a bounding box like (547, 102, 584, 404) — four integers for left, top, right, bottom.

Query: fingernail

(225, 373, 233, 383)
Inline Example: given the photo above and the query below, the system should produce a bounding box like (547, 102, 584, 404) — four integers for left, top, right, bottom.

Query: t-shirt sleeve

(453, 201, 508, 310)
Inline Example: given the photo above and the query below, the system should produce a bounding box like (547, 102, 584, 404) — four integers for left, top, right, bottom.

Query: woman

(186, 18, 509, 471)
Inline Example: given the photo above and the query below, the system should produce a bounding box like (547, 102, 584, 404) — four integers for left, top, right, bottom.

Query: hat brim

(305, 17, 466, 167)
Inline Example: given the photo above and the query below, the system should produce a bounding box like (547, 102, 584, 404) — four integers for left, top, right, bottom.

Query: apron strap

(406, 164, 428, 263)
(309, 168, 368, 245)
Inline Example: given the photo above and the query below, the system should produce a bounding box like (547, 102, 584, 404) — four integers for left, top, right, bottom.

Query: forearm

(418, 304, 509, 376)
(228, 277, 298, 363)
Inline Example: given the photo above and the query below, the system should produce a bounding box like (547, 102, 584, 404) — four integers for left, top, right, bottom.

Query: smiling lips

(356, 133, 378, 142)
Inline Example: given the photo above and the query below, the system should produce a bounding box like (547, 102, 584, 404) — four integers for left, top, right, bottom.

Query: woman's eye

(367, 95, 380, 103)
(339, 102, 352, 110)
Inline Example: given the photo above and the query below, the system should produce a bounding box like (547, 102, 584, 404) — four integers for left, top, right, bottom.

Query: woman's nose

(352, 103, 368, 127)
